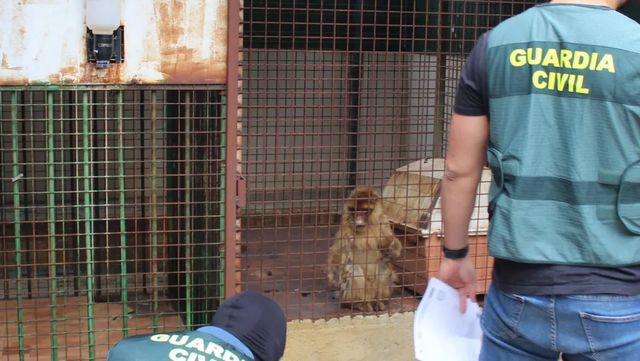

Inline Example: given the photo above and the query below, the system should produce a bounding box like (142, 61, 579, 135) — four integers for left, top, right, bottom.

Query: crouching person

(107, 291, 287, 361)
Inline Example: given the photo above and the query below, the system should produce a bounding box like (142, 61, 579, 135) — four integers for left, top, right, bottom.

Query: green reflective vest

(486, 4, 640, 266)
(107, 331, 255, 361)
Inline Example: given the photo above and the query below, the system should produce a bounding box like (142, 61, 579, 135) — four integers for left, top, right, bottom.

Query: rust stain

(41, 63, 132, 85)
(160, 46, 225, 84)
(214, 1, 228, 47)
(0, 79, 30, 86)
(47, 65, 80, 84)
(74, 63, 124, 84)
(94, 63, 122, 83)
(155, 0, 226, 84)
(157, 0, 186, 47)
(2, 0, 226, 85)
(10, 1, 27, 37)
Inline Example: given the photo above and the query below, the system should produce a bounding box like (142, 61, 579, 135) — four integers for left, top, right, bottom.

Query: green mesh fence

(0, 86, 226, 361)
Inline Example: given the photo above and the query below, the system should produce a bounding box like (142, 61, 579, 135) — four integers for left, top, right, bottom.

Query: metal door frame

(225, 0, 241, 298)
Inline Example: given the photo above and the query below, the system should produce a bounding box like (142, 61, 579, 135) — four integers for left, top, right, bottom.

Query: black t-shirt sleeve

(454, 32, 490, 116)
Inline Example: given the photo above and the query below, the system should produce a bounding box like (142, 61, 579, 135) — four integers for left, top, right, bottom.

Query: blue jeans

(480, 284, 640, 361)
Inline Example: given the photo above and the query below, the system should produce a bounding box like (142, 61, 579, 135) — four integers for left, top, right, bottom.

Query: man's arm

(436, 29, 489, 312)
(438, 112, 489, 313)
(442, 112, 489, 250)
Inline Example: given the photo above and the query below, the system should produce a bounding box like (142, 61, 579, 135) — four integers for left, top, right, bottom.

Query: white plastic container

(86, 0, 122, 34)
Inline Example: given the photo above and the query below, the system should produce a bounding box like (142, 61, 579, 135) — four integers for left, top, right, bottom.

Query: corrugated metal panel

(0, 0, 227, 85)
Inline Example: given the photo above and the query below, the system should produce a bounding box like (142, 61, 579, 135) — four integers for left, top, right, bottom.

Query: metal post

(347, 53, 363, 186)
(20, 92, 33, 299)
(82, 91, 96, 361)
(139, 90, 148, 294)
(0, 92, 6, 299)
(184, 91, 193, 329)
(225, 0, 240, 299)
(46, 91, 59, 360)
(165, 90, 180, 319)
(150, 90, 160, 331)
(347, 0, 364, 187)
(90, 91, 103, 297)
(58, 90, 66, 287)
(11, 91, 25, 361)
(434, 0, 449, 157)
(68, 91, 81, 296)
(219, 95, 227, 302)
(117, 90, 129, 337)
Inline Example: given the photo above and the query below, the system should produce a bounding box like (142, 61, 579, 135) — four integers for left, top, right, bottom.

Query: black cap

(212, 291, 287, 361)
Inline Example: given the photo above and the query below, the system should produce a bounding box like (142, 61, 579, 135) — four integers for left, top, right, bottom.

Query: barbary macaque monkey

(327, 186, 402, 312)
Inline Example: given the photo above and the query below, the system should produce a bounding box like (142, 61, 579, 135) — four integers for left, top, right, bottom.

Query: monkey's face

(350, 207, 372, 229)
(344, 186, 381, 231)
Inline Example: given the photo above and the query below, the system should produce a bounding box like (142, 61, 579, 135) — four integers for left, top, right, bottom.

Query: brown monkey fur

(327, 186, 402, 312)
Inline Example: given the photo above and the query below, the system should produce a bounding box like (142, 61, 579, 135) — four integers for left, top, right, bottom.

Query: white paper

(414, 277, 483, 361)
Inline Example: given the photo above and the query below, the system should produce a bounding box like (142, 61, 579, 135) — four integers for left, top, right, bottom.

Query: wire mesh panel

(0, 87, 226, 361)
(238, 0, 545, 320)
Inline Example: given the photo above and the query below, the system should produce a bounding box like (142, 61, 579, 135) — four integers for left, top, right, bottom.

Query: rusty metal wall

(238, 0, 545, 320)
(0, 0, 227, 85)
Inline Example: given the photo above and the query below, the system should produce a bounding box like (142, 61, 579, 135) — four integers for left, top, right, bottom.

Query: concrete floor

(283, 313, 415, 361)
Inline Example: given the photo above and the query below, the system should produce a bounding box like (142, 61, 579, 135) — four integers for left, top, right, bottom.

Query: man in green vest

(107, 291, 287, 361)
(437, 0, 640, 360)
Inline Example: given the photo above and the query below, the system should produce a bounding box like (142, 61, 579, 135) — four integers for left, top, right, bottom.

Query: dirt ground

(283, 312, 415, 361)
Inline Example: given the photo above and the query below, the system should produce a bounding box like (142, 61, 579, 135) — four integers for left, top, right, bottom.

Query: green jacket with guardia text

(486, 3, 640, 266)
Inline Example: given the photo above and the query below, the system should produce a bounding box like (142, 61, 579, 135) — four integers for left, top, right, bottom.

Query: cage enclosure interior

(239, 0, 543, 320)
(0, 88, 227, 360)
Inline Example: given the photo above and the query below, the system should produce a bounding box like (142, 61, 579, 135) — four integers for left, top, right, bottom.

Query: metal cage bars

(0, 87, 227, 361)
(237, 0, 546, 320)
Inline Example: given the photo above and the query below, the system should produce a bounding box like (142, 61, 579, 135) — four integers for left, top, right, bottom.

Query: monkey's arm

(328, 230, 355, 289)
(389, 237, 402, 259)
(327, 244, 342, 290)
(379, 224, 401, 259)
(382, 236, 402, 260)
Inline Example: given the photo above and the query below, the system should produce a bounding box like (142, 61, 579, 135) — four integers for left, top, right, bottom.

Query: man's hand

(438, 111, 486, 314)
(438, 257, 478, 313)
